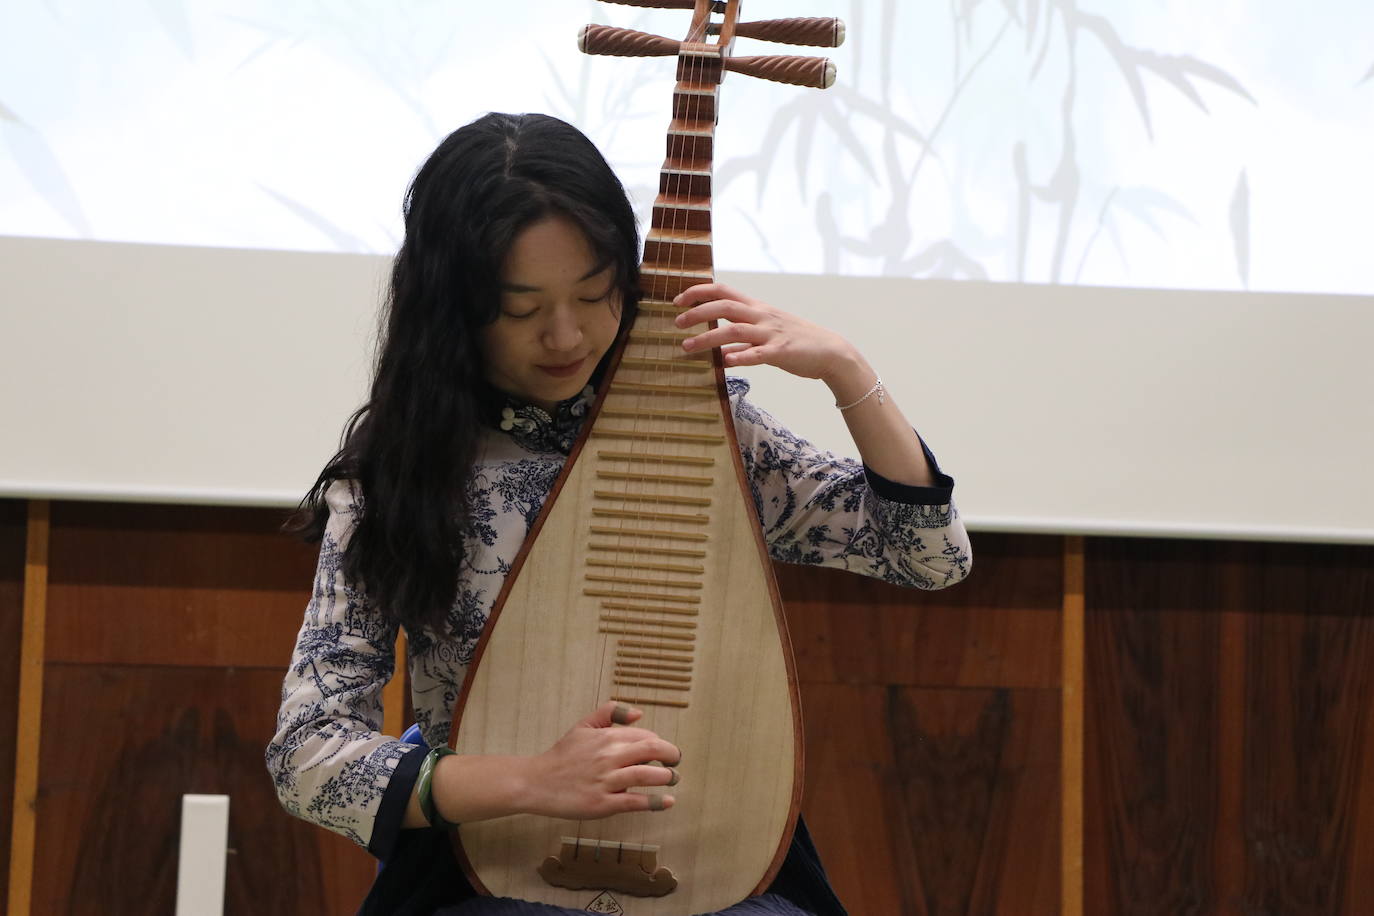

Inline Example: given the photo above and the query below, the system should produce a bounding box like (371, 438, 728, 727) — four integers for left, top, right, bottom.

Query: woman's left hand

(675, 283, 937, 488)
(673, 283, 861, 386)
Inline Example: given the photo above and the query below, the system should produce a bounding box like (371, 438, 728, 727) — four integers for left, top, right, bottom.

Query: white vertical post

(175, 794, 229, 916)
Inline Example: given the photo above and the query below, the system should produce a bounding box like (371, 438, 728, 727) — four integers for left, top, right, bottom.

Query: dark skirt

(436, 892, 810, 915)
(359, 817, 846, 916)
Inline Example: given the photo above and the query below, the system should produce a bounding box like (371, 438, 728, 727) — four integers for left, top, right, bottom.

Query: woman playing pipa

(269, 4, 971, 914)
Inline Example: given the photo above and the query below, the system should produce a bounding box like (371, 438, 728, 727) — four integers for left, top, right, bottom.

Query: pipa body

(450, 23, 804, 916)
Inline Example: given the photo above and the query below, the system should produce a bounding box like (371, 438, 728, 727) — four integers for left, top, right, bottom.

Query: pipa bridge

(539, 837, 679, 897)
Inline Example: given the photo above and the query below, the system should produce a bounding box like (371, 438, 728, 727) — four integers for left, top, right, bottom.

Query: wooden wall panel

(1086, 538, 1374, 916)
(1236, 543, 1374, 914)
(32, 664, 374, 915)
(798, 684, 1060, 915)
(45, 502, 319, 668)
(896, 686, 1060, 915)
(18, 500, 1374, 916)
(30, 501, 376, 915)
(779, 533, 1064, 689)
(1351, 675, 1374, 912)
(0, 499, 27, 908)
(781, 532, 1064, 914)
(1085, 537, 1225, 914)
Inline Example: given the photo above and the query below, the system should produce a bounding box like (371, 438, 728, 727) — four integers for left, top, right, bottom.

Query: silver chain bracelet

(835, 377, 885, 411)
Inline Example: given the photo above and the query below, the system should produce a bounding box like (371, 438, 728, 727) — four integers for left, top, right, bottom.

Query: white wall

(3, 237, 1370, 543)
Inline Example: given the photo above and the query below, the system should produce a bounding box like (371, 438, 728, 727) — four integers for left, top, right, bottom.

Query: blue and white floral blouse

(266, 378, 971, 859)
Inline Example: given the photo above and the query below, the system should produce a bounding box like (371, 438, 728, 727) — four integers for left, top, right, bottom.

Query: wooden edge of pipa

(706, 344, 806, 896)
(447, 314, 638, 895)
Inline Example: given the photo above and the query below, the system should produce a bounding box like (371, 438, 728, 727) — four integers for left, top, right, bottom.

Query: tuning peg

(579, 24, 682, 57)
(711, 17, 845, 48)
(724, 55, 836, 89)
(598, 0, 725, 10)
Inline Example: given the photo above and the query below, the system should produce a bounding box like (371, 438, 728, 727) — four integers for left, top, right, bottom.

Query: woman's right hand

(520, 700, 681, 819)
(420, 701, 681, 828)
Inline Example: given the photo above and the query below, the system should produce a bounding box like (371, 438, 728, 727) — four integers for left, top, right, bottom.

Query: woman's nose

(542, 304, 583, 352)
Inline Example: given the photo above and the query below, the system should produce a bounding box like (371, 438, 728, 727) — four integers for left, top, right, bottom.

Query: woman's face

(481, 213, 622, 413)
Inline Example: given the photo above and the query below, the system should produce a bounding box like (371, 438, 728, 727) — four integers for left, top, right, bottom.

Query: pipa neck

(638, 45, 722, 308)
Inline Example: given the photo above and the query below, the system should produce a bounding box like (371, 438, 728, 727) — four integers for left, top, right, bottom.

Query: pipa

(449, 3, 844, 912)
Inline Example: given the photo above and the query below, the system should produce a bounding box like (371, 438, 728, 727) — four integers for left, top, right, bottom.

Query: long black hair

(289, 113, 641, 634)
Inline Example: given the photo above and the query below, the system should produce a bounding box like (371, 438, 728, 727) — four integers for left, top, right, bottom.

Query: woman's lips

(537, 357, 586, 378)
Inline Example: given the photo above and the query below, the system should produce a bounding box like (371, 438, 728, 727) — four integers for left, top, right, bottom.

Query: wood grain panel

(1214, 559, 1247, 915)
(1351, 665, 1374, 914)
(778, 533, 1062, 689)
(9, 500, 49, 916)
(0, 499, 27, 908)
(1086, 538, 1374, 916)
(32, 663, 374, 916)
(1061, 536, 1084, 916)
(26, 501, 1371, 916)
(800, 682, 1060, 916)
(45, 501, 319, 668)
(1237, 543, 1374, 914)
(1085, 537, 1226, 915)
(796, 684, 905, 915)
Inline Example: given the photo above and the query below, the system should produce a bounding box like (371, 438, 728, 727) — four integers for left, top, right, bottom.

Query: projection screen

(2, 1, 1372, 543)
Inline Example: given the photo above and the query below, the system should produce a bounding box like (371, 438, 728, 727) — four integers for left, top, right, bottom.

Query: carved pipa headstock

(581, 1, 844, 91)
(578, 1, 844, 317)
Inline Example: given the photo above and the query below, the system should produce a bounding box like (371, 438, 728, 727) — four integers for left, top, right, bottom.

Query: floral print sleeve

(264, 481, 421, 850)
(727, 377, 972, 589)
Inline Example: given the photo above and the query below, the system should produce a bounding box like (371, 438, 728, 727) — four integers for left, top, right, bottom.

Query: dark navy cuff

(367, 744, 428, 861)
(862, 437, 954, 506)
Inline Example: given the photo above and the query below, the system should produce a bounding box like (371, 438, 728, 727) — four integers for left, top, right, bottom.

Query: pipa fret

(671, 91, 715, 122)
(616, 659, 694, 673)
(599, 627, 695, 642)
(643, 241, 712, 270)
(583, 589, 700, 605)
(596, 470, 714, 486)
(614, 669, 693, 683)
(613, 678, 692, 692)
(584, 573, 703, 590)
(595, 451, 715, 467)
(617, 649, 694, 663)
(652, 204, 711, 233)
(616, 639, 698, 654)
(592, 490, 713, 507)
(600, 600, 699, 616)
(628, 329, 695, 344)
(599, 407, 718, 423)
(588, 523, 710, 541)
(610, 695, 690, 710)
(600, 614, 697, 630)
(587, 558, 706, 574)
(591, 508, 711, 524)
(588, 544, 708, 560)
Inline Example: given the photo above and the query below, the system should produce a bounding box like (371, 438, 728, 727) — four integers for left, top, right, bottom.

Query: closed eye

(580, 285, 616, 304)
